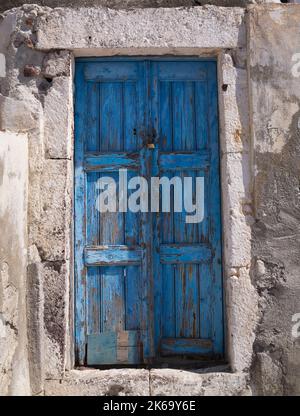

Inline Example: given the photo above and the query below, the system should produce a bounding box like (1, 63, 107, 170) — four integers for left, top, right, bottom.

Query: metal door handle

(146, 143, 155, 149)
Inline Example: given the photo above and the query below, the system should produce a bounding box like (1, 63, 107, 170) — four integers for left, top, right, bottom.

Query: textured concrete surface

(248, 4, 300, 395)
(35, 6, 246, 53)
(44, 368, 251, 396)
(0, 132, 30, 395)
(45, 369, 150, 396)
(149, 368, 251, 395)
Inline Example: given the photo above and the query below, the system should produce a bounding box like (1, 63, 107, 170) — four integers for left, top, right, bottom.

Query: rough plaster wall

(0, 132, 30, 396)
(249, 4, 300, 395)
(0, 5, 73, 394)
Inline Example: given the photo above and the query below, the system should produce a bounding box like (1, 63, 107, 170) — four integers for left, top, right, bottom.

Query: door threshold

(76, 360, 228, 372)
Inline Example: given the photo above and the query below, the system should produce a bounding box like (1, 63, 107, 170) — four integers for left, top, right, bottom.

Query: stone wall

(0, 3, 299, 396)
(0, 1, 272, 14)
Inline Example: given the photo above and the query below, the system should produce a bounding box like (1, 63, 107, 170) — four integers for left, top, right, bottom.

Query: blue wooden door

(75, 58, 223, 365)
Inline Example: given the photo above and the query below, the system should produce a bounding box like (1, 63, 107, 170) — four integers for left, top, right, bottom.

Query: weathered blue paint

(85, 246, 142, 266)
(75, 58, 223, 365)
(160, 338, 212, 356)
(88, 330, 142, 365)
(159, 151, 210, 171)
(85, 152, 140, 172)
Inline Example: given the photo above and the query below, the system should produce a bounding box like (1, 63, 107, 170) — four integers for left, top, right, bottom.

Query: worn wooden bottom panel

(87, 331, 143, 365)
(87, 266, 143, 336)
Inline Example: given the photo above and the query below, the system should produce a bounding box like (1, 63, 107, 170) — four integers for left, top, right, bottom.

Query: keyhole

(133, 128, 137, 136)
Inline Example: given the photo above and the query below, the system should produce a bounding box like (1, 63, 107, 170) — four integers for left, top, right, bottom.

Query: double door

(75, 58, 223, 365)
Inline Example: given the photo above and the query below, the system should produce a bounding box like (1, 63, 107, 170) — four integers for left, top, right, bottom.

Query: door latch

(146, 143, 155, 149)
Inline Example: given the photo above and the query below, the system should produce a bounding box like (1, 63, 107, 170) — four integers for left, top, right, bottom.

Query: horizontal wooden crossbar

(85, 245, 142, 266)
(84, 152, 140, 171)
(159, 151, 210, 171)
(160, 244, 212, 264)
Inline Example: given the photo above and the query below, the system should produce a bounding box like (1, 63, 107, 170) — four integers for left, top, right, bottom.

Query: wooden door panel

(75, 61, 150, 365)
(150, 61, 223, 358)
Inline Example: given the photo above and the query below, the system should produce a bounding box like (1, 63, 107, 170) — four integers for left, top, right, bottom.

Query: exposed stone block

(31, 159, 72, 262)
(226, 267, 258, 372)
(0, 94, 41, 132)
(44, 77, 73, 159)
(150, 369, 251, 396)
(24, 64, 41, 77)
(252, 352, 283, 396)
(44, 369, 150, 396)
(221, 151, 252, 268)
(42, 51, 71, 78)
(35, 6, 246, 52)
(27, 263, 45, 395)
(42, 261, 70, 379)
(219, 52, 250, 154)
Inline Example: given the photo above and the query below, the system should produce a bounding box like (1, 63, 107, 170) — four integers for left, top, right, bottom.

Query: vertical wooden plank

(175, 264, 200, 338)
(85, 81, 101, 337)
(161, 175, 176, 340)
(99, 83, 124, 246)
(149, 61, 163, 353)
(207, 61, 224, 355)
(159, 81, 173, 151)
(101, 266, 125, 332)
(195, 82, 208, 151)
(87, 267, 101, 335)
(159, 81, 176, 339)
(198, 164, 212, 339)
(85, 85, 100, 347)
(99, 81, 125, 336)
(100, 82, 123, 152)
(86, 82, 100, 152)
(74, 62, 87, 364)
(195, 82, 209, 245)
(125, 169, 141, 331)
(123, 80, 142, 331)
(141, 60, 154, 359)
(86, 81, 100, 247)
(199, 262, 212, 339)
(172, 77, 200, 339)
(183, 81, 201, 339)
